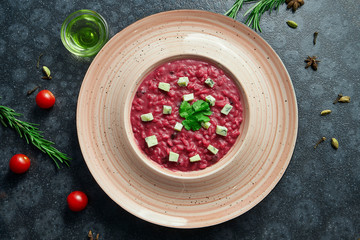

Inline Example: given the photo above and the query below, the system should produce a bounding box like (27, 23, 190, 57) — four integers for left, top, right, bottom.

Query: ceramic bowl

(130, 55, 250, 182)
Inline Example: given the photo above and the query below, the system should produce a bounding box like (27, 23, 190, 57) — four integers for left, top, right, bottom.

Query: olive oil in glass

(61, 10, 109, 57)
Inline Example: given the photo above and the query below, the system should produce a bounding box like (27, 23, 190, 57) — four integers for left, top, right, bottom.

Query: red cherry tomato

(9, 154, 31, 174)
(67, 191, 88, 211)
(36, 90, 56, 109)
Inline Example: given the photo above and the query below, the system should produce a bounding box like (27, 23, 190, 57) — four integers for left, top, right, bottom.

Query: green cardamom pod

(338, 96, 350, 103)
(331, 138, 339, 149)
(286, 20, 298, 29)
(320, 110, 332, 116)
(42, 66, 51, 79)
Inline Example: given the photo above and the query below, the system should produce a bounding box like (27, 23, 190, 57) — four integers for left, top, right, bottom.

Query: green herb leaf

(202, 110, 213, 116)
(192, 100, 209, 112)
(179, 100, 212, 131)
(179, 101, 193, 118)
(192, 113, 210, 122)
(182, 119, 201, 131)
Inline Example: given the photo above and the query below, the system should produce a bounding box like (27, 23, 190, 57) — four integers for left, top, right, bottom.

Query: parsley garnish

(179, 100, 212, 131)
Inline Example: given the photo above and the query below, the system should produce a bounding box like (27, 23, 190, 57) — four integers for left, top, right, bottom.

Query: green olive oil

(61, 10, 108, 57)
(69, 19, 100, 48)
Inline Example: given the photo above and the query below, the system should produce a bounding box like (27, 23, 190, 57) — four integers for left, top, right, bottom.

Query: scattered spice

(36, 53, 43, 69)
(338, 96, 350, 103)
(314, 137, 326, 149)
(320, 109, 331, 116)
(331, 138, 339, 149)
(286, 20, 298, 29)
(305, 56, 320, 71)
(42, 66, 52, 80)
(313, 32, 318, 45)
(88, 230, 99, 240)
(333, 94, 343, 104)
(27, 86, 40, 96)
(286, 0, 304, 12)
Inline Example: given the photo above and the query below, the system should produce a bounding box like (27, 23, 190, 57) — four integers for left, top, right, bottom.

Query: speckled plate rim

(77, 10, 298, 228)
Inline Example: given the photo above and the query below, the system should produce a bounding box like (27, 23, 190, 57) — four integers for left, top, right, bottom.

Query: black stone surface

(0, 0, 359, 239)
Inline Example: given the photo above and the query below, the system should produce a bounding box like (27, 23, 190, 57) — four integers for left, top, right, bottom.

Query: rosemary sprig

(225, 0, 252, 18)
(0, 105, 70, 168)
(225, 0, 286, 32)
(244, 0, 286, 31)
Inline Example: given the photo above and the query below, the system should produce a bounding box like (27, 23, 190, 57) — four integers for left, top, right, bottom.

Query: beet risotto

(130, 59, 243, 171)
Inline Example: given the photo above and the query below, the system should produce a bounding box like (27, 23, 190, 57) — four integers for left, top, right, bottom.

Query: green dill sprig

(0, 105, 70, 168)
(225, 0, 286, 32)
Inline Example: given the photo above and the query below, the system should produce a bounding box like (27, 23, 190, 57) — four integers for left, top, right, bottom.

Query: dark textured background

(0, 0, 359, 239)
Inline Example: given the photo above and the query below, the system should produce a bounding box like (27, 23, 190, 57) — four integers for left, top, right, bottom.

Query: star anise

(305, 56, 320, 71)
(286, 0, 305, 12)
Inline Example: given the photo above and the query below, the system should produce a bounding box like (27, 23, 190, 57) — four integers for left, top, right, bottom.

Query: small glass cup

(60, 9, 109, 57)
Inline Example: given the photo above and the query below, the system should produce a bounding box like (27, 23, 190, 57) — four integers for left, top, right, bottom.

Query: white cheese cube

(177, 77, 189, 86)
(221, 104, 233, 115)
(145, 135, 158, 148)
(158, 82, 170, 92)
(201, 121, 211, 129)
(205, 95, 216, 106)
(189, 154, 201, 162)
(169, 151, 179, 162)
(174, 122, 183, 131)
(163, 105, 172, 114)
(216, 125, 228, 136)
(182, 93, 194, 102)
(207, 145, 219, 155)
(141, 113, 154, 122)
(205, 78, 215, 88)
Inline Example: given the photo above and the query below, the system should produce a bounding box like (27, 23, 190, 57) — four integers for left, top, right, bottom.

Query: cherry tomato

(67, 191, 88, 212)
(9, 154, 31, 174)
(36, 90, 55, 109)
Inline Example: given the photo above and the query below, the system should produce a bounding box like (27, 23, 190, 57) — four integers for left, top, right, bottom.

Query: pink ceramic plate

(77, 10, 298, 228)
